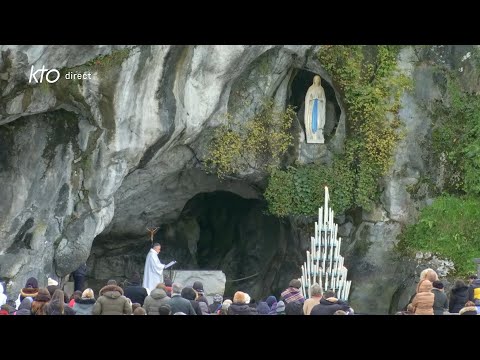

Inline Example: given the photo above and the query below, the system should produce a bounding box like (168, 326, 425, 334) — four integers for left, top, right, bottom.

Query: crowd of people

(396, 269, 480, 315)
(0, 276, 355, 315)
(1, 268, 478, 315)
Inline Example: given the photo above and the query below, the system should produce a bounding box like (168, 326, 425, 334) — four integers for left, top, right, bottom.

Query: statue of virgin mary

(304, 75, 326, 143)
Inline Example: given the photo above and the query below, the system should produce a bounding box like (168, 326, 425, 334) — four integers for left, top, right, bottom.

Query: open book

(164, 260, 177, 269)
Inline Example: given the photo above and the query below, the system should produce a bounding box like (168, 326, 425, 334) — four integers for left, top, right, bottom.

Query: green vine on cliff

(430, 66, 480, 196)
(266, 46, 412, 216)
(205, 100, 295, 179)
(398, 46, 480, 276)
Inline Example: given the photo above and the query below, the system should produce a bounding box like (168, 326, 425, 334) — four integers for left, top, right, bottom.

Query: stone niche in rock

(87, 190, 306, 301)
(289, 69, 341, 147)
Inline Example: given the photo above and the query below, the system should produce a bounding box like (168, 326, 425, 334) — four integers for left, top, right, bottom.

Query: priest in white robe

(143, 243, 165, 293)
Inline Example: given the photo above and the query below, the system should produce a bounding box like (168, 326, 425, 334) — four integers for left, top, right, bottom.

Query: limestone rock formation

(0, 45, 476, 313)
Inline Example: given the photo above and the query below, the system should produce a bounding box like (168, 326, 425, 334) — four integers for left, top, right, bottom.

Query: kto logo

(29, 65, 60, 84)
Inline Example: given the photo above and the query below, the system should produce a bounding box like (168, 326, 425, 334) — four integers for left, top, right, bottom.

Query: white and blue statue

(304, 75, 326, 144)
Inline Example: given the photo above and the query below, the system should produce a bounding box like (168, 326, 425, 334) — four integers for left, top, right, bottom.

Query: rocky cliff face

(0, 45, 471, 312)
(0, 45, 317, 297)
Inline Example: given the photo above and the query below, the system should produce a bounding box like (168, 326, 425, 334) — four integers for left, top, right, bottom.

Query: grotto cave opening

(87, 191, 306, 301)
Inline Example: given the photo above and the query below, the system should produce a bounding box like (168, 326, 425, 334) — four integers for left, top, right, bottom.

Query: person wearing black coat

(73, 263, 87, 292)
(181, 287, 203, 315)
(19, 277, 39, 304)
(432, 280, 449, 315)
(449, 280, 470, 313)
(166, 283, 196, 315)
(123, 274, 148, 306)
(285, 301, 304, 315)
(310, 291, 351, 315)
(15, 298, 32, 315)
(45, 289, 75, 315)
(208, 294, 223, 314)
(227, 291, 258, 315)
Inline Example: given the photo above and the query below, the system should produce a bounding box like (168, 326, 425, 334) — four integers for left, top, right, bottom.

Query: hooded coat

(15, 298, 32, 315)
(73, 297, 96, 315)
(412, 280, 434, 315)
(92, 285, 132, 315)
(143, 288, 171, 315)
(449, 285, 469, 313)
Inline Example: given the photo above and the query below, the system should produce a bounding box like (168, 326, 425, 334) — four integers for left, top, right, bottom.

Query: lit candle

(319, 206, 323, 233)
(324, 186, 328, 226)
(301, 275, 306, 298)
(329, 240, 334, 273)
(337, 237, 342, 259)
(322, 246, 326, 271)
(306, 251, 311, 290)
(311, 237, 315, 263)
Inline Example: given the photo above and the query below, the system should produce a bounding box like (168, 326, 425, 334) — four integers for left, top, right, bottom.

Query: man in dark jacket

(73, 263, 87, 292)
(449, 280, 470, 313)
(310, 291, 351, 315)
(431, 280, 448, 315)
(167, 283, 196, 315)
(181, 287, 203, 315)
(123, 273, 148, 306)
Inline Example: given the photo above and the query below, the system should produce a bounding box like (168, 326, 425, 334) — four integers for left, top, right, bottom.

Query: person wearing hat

(209, 294, 223, 314)
(227, 291, 257, 315)
(31, 288, 51, 315)
(276, 301, 286, 315)
(256, 301, 270, 315)
(47, 277, 60, 298)
(19, 277, 39, 305)
(192, 281, 209, 311)
(280, 279, 305, 304)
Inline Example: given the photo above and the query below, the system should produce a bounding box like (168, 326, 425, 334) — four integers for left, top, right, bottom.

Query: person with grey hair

(166, 283, 197, 315)
(303, 283, 323, 315)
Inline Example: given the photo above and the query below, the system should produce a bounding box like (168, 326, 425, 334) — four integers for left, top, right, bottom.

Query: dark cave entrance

(156, 191, 302, 299)
(289, 69, 341, 143)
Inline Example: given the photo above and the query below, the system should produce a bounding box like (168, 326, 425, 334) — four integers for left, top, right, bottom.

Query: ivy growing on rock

(399, 47, 480, 274)
(205, 100, 296, 179)
(266, 45, 412, 216)
(397, 195, 480, 276)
